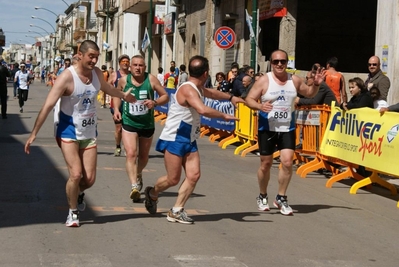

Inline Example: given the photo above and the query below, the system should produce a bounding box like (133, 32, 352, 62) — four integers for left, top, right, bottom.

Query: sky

(0, 0, 73, 46)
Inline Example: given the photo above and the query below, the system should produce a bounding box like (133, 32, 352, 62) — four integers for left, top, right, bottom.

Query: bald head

(368, 56, 381, 76)
(242, 75, 252, 87)
(189, 55, 209, 78)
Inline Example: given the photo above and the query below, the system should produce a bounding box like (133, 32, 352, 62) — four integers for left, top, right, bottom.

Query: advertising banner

(320, 104, 399, 175)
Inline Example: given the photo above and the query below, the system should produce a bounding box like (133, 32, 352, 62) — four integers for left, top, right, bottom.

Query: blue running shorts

(156, 139, 198, 157)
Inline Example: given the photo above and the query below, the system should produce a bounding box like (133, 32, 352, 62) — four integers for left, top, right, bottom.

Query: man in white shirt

(14, 63, 33, 113)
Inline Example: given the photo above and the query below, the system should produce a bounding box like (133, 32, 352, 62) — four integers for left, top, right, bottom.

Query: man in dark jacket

(365, 56, 390, 101)
(0, 58, 11, 119)
(10, 63, 19, 98)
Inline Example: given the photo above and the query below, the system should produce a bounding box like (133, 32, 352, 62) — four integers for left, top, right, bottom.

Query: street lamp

(34, 6, 58, 18)
(31, 16, 56, 32)
(30, 24, 51, 35)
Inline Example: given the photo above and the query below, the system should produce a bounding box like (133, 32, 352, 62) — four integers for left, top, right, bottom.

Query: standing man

(246, 49, 325, 215)
(14, 63, 33, 113)
(365, 56, 391, 101)
(108, 54, 130, 156)
(0, 58, 10, 119)
(170, 60, 179, 77)
(113, 55, 169, 202)
(24, 40, 136, 227)
(57, 58, 71, 76)
(325, 57, 347, 104)
(144, 55, 242, 224)
(11, 63, 20, 99)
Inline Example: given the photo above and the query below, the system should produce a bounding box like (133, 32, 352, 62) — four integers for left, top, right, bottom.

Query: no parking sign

(214, 26, 236, 50)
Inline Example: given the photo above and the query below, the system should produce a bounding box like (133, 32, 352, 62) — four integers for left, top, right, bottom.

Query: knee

(125, 149, 138, 160)
(69, 171, 82, 182)
(186, 171, 201, 185)
(259, 161, 272, 173)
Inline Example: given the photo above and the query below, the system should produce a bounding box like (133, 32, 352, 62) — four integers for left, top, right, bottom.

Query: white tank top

(56, 67, 101, 140)
(159, 82, 203, 143)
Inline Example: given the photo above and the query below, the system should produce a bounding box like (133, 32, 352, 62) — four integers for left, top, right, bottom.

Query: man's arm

(340, 75, 347, 103)
(295, 68, 325, 98)
(94, 68, 135, 103)
(203, 87, 245, 106)
(379, 76, 391, 101)
(179, 84, 238, 121)
(24, 72, 71, 154)
(108, 71, 116, 86)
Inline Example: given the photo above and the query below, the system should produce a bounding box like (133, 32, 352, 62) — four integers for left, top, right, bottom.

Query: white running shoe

(257, 195, 270, 211)
(65, 211, 80, 227)
(273, 197, 293, 216)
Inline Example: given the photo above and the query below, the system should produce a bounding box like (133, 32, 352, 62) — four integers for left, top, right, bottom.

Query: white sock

(172, 207, 183, 213)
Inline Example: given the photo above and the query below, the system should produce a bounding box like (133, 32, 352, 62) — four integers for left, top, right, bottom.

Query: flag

(141, 27, 151, 52)
(103, 42, 110, 50)
(245, 9, 255, 39)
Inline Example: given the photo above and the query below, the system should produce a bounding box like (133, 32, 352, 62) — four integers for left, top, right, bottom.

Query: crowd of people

(0, 40, 394, 227)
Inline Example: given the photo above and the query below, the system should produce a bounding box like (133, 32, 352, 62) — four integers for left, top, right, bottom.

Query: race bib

(77, 112, 96, 132)
(129, 100, 148, 115)
(268, 105, 292, 121)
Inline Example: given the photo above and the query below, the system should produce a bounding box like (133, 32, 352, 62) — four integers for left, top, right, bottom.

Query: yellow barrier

(219, 103, 258, 156)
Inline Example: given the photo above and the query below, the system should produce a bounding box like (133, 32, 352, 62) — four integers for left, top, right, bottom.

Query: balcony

(122, 0, 165, 14)
(73, 29, 86, 41)
(95, 0, 119, 18)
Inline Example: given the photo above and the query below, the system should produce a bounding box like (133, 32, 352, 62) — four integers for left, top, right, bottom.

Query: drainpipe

(148, 0, 153, 72)
(106, 0, 109, 62)
(250, 0, 257, 69)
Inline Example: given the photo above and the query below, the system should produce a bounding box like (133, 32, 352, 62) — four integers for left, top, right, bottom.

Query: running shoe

(114, 147, 121, 157)
(273, 196, 293, 215)
(144, 186, 157, 214)
(20, 107, 23, 113)
(257, 195, 270, 211)
(167, 208, 194, 224)
(130, 185, 141, 203)
(137, 173, 143, 191)
(77, 192, 86, 212)
(65, 211, 80, 227)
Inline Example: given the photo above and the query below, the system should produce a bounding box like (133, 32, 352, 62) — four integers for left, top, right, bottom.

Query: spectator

(157, 67, 164, 86)
(341, 77, 373, 178)
(164, 66, 178, 89)
(11, 63, 20, 99)
(365, 56, 390, 101)
(325, 57, 347, 104)
(370, 86, 388, 111)
(215, 72, 230, 93)
(227, 62, 239, 82)
(170, 61, 179, 77)
(178, 64, 188, 87)
(341, 77, 373, 111)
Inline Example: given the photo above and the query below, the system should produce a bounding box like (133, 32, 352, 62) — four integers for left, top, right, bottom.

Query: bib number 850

(273, 111, 288, 119)
(82, 118, 95, 127)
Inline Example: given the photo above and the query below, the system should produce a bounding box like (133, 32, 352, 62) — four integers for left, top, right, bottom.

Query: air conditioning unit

(171, 0, 180, 6)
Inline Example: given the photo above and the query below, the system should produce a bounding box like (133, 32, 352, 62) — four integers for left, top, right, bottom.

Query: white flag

(245, 9, 255, 39)
(103, 42, 110, 50)
(141, 27, 151, 52)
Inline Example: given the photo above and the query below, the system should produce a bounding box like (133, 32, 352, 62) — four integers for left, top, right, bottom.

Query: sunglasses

(271, 59, 287, 65)
(120, 60, 130, 63)
(368, 63, 377, 66)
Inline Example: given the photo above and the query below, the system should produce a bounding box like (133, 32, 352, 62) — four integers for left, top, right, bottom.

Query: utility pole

(148, 0, 153, 71)
(250, 0, 258, 69)
(105, 0, 109, 62)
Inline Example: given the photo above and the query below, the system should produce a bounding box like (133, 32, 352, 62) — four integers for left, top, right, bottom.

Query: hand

(123, 88, 137, 103)
(379, 107, 389, 114)
(113, 110, 122, 121)
(143, 99, 157, 109)
(313, 67, 326, 86)
(231, 96, 246, 107)
(260, 100, 273, 112)
(223, 114, 239, 121)
(24, 135, 36, 154)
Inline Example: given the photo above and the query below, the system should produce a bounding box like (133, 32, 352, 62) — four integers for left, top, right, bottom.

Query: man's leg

(122, 129, 141, 201)
(18, 89, 23, 112)
(114, 123, 122, 155)
(153, 150, 184, 196)
(273, 148, 294, 215)
(258, 155, 273, 195)
(0, 89, 7, 118)
(166, 151, 200, 224)
(136, 135, 153, 189)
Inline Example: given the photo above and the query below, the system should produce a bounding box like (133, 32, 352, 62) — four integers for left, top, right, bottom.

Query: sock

(276, 194, 287, 200)
(172, 207, 183, 213)
(69, 208, 78, 214)
(116, 145, 121, 149)
(131, 183, 138, 188)
(259, 193, 267, 199)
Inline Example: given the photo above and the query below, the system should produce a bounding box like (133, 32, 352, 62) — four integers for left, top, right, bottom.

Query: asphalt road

(1, 80, 399, 267)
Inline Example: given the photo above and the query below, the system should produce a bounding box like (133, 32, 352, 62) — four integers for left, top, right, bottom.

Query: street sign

(214, 26, 236, 50)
